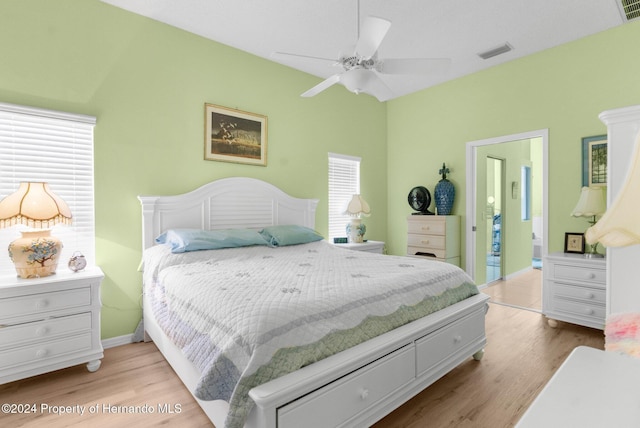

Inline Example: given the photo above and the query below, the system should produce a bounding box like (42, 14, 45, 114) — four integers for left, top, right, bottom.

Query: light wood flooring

(481, 268, 542, 311)
(0, 303, 604, 428)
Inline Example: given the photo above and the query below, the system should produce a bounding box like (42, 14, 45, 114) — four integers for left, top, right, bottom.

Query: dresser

(407, 215, 460, 266)
(542, 252, 606, 329)
(333, 240, 385, 254)
(0, 267, 104, 384)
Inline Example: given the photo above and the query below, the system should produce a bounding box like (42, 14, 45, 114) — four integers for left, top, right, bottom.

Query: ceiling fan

(272, 5, 451, 102)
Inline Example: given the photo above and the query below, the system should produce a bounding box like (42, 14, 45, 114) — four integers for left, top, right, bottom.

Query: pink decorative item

(605, 312, 640, 358)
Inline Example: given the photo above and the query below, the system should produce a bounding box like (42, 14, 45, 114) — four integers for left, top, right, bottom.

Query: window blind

(328, 153, 361, 239)
(0, 102, 96, 276)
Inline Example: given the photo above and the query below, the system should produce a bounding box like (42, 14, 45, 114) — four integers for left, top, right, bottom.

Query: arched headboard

(138, 177, 319, 249)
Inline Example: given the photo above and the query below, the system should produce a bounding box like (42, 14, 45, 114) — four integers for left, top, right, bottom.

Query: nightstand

(0, 267, 104, 384)
(542, 252, 606, 329)
(333, 240, 385, 254)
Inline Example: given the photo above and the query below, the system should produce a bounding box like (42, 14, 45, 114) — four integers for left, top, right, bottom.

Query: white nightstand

(0, 266, 104, 384)
(332, 240, 385, 254)
(542, 252, 606, 329)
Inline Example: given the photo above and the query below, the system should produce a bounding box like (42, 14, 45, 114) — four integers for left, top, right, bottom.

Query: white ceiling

(100, 0, 627, 101)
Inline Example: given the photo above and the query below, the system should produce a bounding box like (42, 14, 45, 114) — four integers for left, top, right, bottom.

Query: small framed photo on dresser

(564, 232, 585, 254)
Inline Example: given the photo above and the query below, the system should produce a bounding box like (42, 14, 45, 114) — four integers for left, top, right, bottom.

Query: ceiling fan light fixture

(341, 68, 372, 94)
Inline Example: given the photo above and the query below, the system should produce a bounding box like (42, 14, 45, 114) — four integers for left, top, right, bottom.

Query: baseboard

(102, 334, 134, 349)
(505, 265, 533, 280)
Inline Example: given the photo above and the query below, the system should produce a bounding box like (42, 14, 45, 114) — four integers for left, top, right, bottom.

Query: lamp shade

(571, 186, 606, 218)
(586, 132, 640, 247)
(0, 182, 72, 229)
(344, 194, 371, 217)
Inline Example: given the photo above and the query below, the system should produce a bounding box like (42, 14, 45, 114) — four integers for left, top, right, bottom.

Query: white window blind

(328, 153, 361, 239)
(0, 102, 96, 276)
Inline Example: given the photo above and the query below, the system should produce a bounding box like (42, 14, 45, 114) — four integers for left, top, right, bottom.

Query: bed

(138, 177, 489, 428)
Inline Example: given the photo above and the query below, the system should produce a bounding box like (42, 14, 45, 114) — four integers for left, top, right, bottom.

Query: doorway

(465, 130, 548, 311)
(485, 156, 504, 283)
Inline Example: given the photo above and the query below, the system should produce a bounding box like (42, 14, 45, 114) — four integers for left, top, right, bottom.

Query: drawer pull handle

(585, 308, 595, 315)
(421, 240, 430, 244)
(35, 327, 49, 336)
(586, 292, 595, 299)
(421, 226, 430, 231)
(587, 273, 596, 279)
(453, 335, 462, 344)
(36, 349, 49, 358)
(359, 388, 369, 400)
(35, 299, 49, 310)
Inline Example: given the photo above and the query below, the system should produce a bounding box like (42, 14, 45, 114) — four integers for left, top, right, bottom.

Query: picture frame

(204, 103, 267, 166)
(581, 135, 607, 187)
(564, 232, 585, 254)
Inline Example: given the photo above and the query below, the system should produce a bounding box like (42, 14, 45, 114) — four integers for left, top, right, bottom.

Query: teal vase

(435, 163, 455, 215)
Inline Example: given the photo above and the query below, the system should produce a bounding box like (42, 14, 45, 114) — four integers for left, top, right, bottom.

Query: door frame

(465, 129, 549, 283)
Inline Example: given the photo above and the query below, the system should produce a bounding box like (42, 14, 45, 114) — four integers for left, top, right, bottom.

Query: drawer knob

(421, 240, 430, 245)
(453, 335, 462, 344)
(587, 273, 596, 279)
(585, 308, 595, 315)
(421, 226, 430, 231)
(35, 299, 49, 310)
(359, 388, 369, 400)
(586, 292, 595, 299)
(35, 327, 49, 336)
(36, 349, 49, 358)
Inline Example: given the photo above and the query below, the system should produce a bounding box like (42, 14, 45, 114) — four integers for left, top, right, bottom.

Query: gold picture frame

(564, 232, 585, 254)
(204, 103, 267, 166)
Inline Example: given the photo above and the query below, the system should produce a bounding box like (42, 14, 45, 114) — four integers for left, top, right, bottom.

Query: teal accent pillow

(259, 225, 324, 247)
(155, 228, 268, 253)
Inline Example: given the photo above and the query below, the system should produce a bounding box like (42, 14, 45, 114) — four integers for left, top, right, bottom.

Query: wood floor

(0, 302, 604, 428)
(481, 268, 542, 311)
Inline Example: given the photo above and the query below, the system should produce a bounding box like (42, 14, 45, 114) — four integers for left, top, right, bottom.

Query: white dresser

(542, 252, 606, 329)
(407, 215, 460, 266)
(0, 267, 104, 384)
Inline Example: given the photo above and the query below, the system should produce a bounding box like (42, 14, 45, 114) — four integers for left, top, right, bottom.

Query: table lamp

(586, 133, 640, 248)
(571, 186, 606, 257)
(0, 182, 72, 278)
(344, 194, 370, 243)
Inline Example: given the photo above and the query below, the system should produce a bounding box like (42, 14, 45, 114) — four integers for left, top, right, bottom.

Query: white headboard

(138, 177, 319, 249)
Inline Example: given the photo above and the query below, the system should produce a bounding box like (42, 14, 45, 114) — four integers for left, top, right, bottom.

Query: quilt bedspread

(143, 240, 478, 428)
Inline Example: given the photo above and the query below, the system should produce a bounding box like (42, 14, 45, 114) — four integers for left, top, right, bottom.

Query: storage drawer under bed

(277, 345, 415, 428)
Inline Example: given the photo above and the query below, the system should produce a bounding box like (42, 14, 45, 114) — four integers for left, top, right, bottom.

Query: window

(328, 153, 361, 239)
(0, 102, 96, 275)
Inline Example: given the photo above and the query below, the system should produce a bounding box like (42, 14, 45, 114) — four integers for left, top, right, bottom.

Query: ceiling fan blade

(362, 72, 394, 102)
(301, 74, 341, 97)
(271, 51, 338, 67)
(378, 58, 451, 75)
(355, 16, 391, 59)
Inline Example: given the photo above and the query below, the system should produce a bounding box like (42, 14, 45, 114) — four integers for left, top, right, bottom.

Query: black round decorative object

(408, 186, 434, 215)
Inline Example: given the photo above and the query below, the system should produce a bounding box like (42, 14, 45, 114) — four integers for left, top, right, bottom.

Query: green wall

(0, 0, 387, 339)
(386, 21, 640, 269)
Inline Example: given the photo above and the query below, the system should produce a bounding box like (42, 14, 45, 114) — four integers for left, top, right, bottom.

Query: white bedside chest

(332, 240, 385, 254)
(0, 267, 104, 384)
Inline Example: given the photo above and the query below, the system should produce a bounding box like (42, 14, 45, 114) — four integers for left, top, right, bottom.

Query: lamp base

(584, 252, 605, 259)
(346, 218, 366, 244)
(8, 230, 62, 278)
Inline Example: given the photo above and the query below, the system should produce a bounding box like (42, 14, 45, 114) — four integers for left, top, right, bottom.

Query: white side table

(516, 346, 640, 427)
(332, 240, 385, 254)
(0, 267, 104, 384)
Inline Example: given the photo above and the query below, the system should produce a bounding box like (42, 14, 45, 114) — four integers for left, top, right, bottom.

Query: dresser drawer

(407, 246, 446, 259)
(278, 345, 414, 428)
(0, 287, 91, 320)
(0, 313, 92, 349)
(551, 298, 606, 324)
(0, 332, 93, 370)
(553, 264, 605, 285)
(416, 309, 485, 377)
(407, 219, 446, 236)
(553, 283, 606, 305)
(407, 234, 446, 250)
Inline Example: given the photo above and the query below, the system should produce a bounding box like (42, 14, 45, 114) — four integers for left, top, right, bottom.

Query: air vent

(477, 43, 513, 60)
(618, 0, 640, 21)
